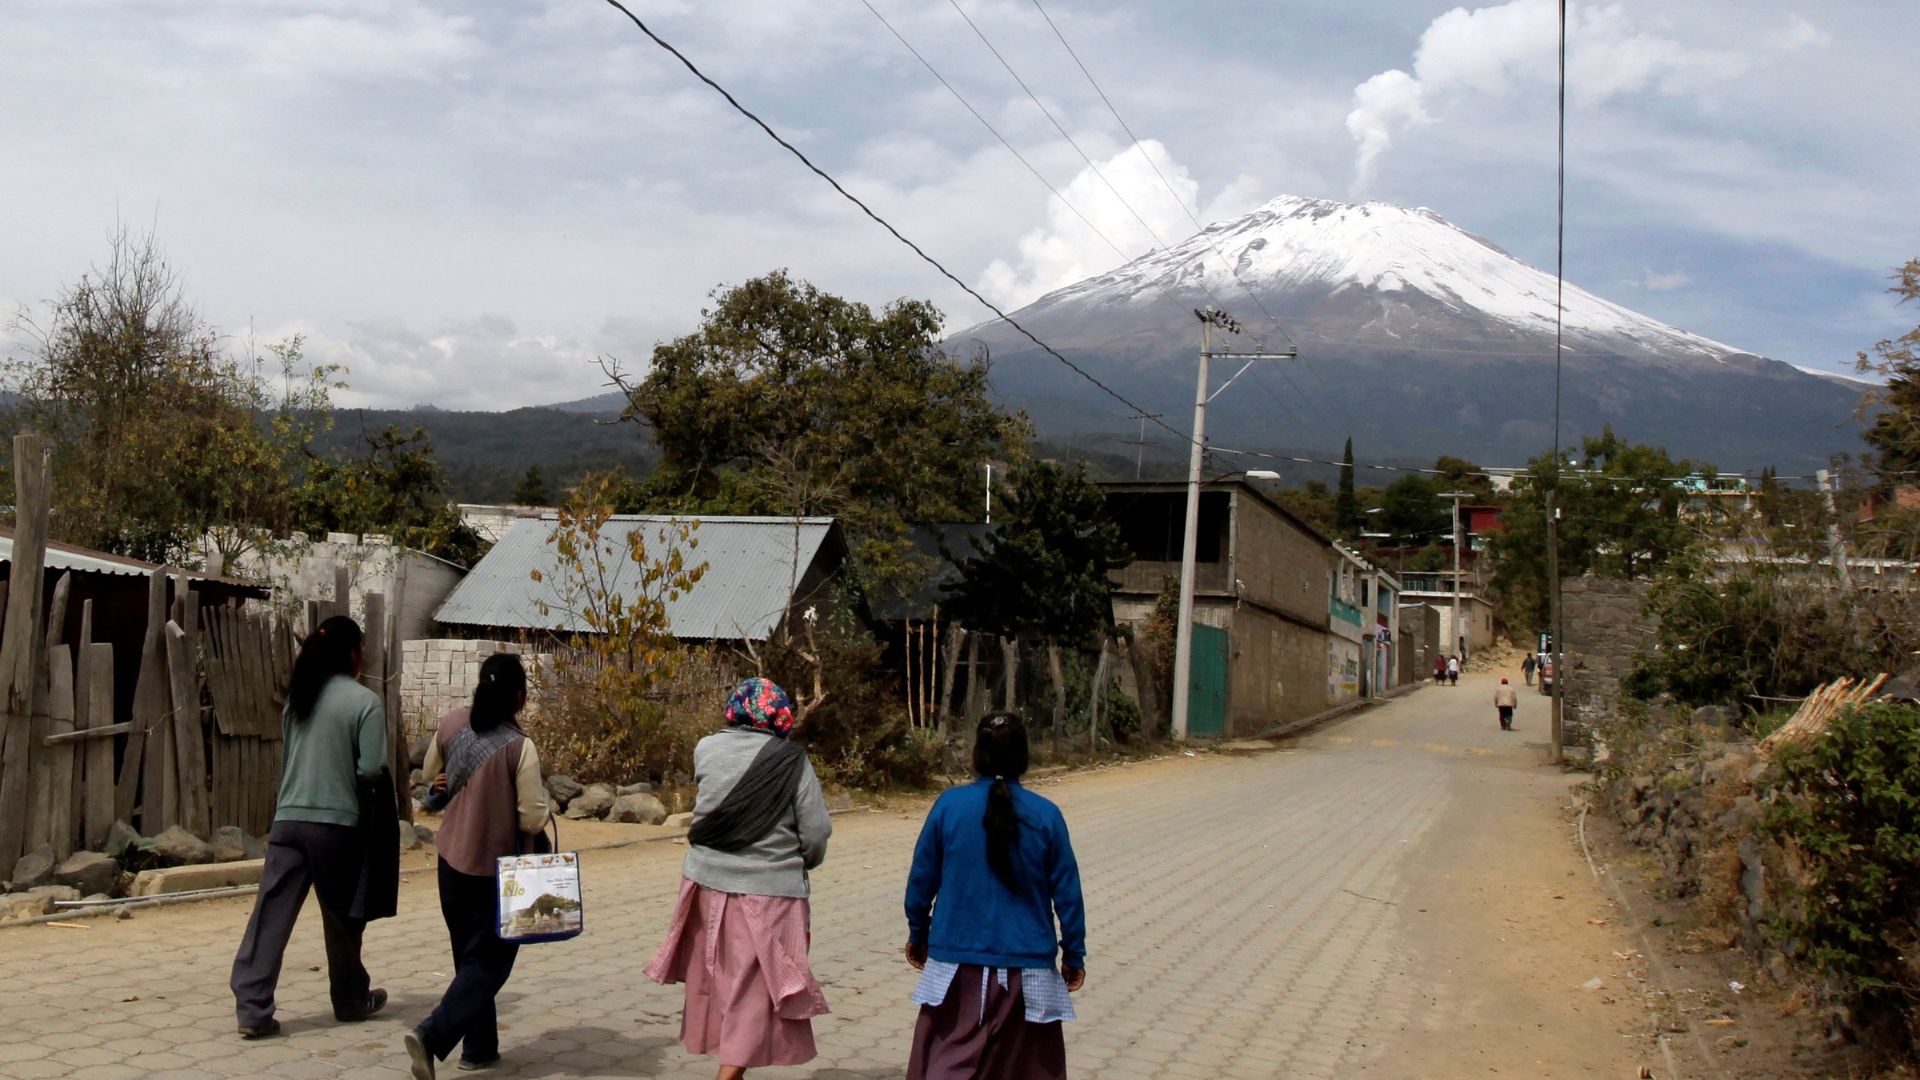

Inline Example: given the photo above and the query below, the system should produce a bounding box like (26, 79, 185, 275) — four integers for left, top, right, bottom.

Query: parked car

(1537, 654, 1554, 695)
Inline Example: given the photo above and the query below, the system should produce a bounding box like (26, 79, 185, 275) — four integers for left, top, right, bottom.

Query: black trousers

(231, 820, 370, 1026)
(1498, 705, 1515, 729)
(420, 859, 521, 1063)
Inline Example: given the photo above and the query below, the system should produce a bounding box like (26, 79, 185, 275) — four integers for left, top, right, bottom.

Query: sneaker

(404, 1029, 436, 1080)
(457, 1055, 501, 1071)
(335, 987, 388, 1022)
(236, 1017, 281, 1039)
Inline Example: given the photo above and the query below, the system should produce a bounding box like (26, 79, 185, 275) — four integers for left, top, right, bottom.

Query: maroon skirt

(907, 966, 1067, 1080)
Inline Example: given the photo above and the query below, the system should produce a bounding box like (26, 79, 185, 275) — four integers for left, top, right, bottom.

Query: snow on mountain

(955, 194, 1860, 472)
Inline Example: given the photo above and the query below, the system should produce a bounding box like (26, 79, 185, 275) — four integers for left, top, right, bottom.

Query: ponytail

(973, 711, 1030, 893)
(470, 652, 528, 733)
(287, 615, 364, 722)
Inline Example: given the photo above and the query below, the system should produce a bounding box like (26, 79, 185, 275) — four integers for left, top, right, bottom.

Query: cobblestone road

(1, 673, 1624, 1079)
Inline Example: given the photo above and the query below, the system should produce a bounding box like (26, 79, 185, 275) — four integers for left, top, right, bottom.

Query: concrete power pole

(1438, 490, 1470, 663)
(1815, 468, 1852, 590)
(1171, 309, 1296, 740)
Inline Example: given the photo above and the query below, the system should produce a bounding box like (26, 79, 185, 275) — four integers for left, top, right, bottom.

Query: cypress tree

(1335, 437, 1360, 537)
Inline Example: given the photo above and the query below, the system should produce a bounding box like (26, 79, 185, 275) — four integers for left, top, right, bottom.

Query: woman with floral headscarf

(645, 678, 833, 1079)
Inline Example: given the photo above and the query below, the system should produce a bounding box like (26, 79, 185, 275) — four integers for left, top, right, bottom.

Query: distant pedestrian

(1521, 653, 1537, 686)
(230, 616, 390, 1039)
(403, 652, 551, 1079)
(1447, 655, 1460, 686)
(903, 712, 1085, 1080)
(1494, 678, 1519, 730)
(646, 678, 832, 1080)
(1433, 655, 1447, 686)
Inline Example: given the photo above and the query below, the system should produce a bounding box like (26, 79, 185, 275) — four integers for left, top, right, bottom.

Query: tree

(526, 471, 709, 782)
(511, 466, 552, 506)
(6, 229, 330, 564)
(1379, 475, 1449, 545)
(609, 271, 1028, 593)
(1335, 437, 1359, 537)
(291, 425, 486, 565)
(1274, 479, 1337, 534)
(1489, 427, 1701, 630)
(1857, 258, 1920, 484)
(944, 460, 1132, 748)
(1432, 455, 1497, 502)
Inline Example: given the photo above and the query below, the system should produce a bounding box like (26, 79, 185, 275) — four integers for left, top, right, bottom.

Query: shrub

(1761, 702, 1920, 1052)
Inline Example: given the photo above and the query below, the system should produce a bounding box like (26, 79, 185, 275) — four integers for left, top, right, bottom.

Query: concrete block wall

(401, 639, 549, 735)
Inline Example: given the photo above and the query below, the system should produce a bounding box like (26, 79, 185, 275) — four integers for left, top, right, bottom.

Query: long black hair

(470, 652, 528, 733)
(287, 615, 364, 722)
(973, 711, 1030, 893)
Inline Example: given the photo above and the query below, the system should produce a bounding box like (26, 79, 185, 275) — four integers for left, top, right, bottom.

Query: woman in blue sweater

(903, 712, 1086, 1079)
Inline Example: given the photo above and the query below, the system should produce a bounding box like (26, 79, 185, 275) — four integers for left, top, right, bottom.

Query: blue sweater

(904, 778, 1086, 970)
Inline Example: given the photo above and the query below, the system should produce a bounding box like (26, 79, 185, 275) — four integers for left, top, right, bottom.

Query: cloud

(976, 139, 1252, 309)
(1343, 0, 1763, 190)
(273, 316, 617, 411)
(1636, 268, 1693, 291)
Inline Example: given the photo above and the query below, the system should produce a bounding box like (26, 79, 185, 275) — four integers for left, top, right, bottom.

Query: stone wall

(401, 639, 549, 736)
(1561, 576, 1658, 747)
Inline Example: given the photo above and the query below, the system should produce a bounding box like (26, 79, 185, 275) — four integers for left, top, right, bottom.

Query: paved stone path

(0, 673, 1607, 1078)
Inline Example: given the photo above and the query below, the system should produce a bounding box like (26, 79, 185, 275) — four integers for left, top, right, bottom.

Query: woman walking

(646, 678, 832, 1080)
(403, 653, 550, 1079)
(902, 712, 1086, 1080)
(230, 615, 389, 1038)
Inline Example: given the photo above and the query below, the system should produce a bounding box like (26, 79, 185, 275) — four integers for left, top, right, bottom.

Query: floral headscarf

(726, 677, 794, 739)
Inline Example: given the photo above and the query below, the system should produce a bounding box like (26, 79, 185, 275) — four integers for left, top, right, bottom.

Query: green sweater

(276, 676, 388, 827)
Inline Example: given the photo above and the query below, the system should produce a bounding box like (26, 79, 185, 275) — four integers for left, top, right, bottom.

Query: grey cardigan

(681, 728, 832, 898)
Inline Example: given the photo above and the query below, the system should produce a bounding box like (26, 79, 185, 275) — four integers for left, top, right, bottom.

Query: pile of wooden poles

(1757, 674, 1891, 757)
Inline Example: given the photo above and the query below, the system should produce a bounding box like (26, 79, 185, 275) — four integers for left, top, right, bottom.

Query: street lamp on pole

(1170, 309, 1298, 741)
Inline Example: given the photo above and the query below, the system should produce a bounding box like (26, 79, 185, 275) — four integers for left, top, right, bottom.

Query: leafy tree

(526, 471, 709, 782)
(6, 229, 331, 564)
(1432, 455, 1497, 502)
(1274, 479, 1337, 534)
(945, 460, 1132, 748)
(1335, 437, 1359, 537)
(1489, 427, 1702, 629)
(511, 465, 552, 506)
(1857, 258, 1920, 484)
(291, 425, 486, 565)
(610, 271, 1027, 593)
(1379, 475, 1449, 545)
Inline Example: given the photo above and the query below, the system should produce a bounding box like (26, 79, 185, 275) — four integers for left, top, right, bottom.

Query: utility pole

(984, 462, 993, 525)
(1546, 489, 1564, 765)
(1125, 413, 1162, 479)
(1815, 467, 1852, 590)
(1172, 309, 1297, 740)
(1439, 490, 1470, 663)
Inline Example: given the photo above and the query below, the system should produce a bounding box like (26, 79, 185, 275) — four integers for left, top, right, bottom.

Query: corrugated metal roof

(0, 531, 266, 589)
(434, 515, 838, 641)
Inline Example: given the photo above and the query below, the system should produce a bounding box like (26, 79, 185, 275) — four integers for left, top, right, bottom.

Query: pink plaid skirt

(645, 878, 828, 1068)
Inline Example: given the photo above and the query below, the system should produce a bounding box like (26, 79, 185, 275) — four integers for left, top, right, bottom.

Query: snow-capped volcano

(956, 195, 1858, 472)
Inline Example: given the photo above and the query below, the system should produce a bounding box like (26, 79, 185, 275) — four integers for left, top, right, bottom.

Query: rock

(606, 793, 669, 826)
(567, 784, 615, 820)
(399, 821, 420, 852)
(826, 793, 854, 813)
(545, 774, 585, 807)
(1691, 705, 1740, 729)
(413, 824, 435, 846)
(150, 826, 217, 867)
(409, 768, 426, 789)
(616, 782, 653, 797)
(54, 851, 119, 897)
(1717, 795, 1762, 837)
(103, 820, 143, 861)
(409, 731, 435, 770)
(665, 812, 694, 830)
(10, 845, 57, 890)
(210, 826, 267, 864)
(2, 892, 54, 920)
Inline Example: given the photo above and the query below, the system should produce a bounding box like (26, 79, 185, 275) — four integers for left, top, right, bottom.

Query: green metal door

(1189, 623, 1228, 737)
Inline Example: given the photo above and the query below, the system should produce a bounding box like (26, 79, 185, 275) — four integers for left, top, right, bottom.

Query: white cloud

(1635, 268, 1692, 291)
(272, 316, 615, 411)
(1769, 14, 1831, 51)
(1343, 0, 1760, 191)
(976, 139, 1238, 309)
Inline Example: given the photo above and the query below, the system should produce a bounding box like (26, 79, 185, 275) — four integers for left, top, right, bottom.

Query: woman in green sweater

(229, 615, 390, 1038)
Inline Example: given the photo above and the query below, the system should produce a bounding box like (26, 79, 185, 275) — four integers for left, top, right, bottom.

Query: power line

(857, 0, 1131, 263)
(596, 0, 1185, 443)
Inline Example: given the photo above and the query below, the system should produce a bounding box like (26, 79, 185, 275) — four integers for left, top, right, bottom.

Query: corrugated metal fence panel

(434, 516, 834, 641)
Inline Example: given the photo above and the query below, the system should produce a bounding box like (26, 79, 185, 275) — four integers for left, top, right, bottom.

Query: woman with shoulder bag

(646, 677, 833, 1080)
(404, 653, 551, 1079)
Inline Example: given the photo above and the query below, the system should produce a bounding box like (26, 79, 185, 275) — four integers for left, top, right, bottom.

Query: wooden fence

(0, 435, 407, 868)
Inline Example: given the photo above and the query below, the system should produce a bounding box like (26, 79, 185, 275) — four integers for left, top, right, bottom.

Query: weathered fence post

(0, 433, 51, 866)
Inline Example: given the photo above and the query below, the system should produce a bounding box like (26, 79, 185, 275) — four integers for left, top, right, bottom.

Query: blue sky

(1, 1, 1914, 410)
